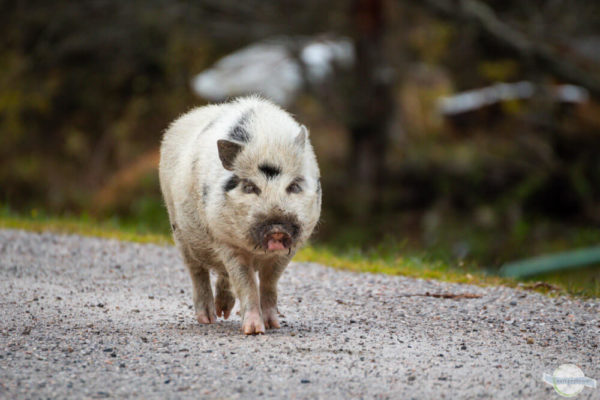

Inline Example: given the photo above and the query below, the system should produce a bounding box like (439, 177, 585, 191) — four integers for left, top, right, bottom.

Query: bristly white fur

(159, 96, 321, 334)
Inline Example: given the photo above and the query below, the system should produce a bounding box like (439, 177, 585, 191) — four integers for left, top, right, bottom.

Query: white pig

(159, 96, 321, 334)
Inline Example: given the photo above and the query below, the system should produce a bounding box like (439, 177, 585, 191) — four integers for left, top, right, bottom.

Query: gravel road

(1, 229, 598, 399)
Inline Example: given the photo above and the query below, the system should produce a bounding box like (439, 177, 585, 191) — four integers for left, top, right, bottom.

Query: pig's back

(159, 104, 224, 224)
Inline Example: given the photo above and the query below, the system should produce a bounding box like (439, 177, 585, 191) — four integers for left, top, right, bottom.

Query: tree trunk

(347, 0, 395, 216)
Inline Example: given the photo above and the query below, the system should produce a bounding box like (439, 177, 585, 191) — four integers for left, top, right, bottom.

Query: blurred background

(1, 0, 599, 287)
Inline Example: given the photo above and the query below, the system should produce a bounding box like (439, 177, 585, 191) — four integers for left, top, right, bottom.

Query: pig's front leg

(221, 251, 264, 334)
(259, 261, 287, 329)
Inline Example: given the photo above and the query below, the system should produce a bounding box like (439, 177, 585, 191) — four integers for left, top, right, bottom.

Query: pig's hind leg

(189, 266, 217, 324)
(182, 248, 217, 324)
(215, 274, 236, 319)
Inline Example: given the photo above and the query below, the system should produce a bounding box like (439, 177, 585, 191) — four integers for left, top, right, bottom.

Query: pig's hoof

(196, 309, 217, 324)
(262, 308, 280, 329)
(215, 291, 235, 320)
(242, 310, 265, 335)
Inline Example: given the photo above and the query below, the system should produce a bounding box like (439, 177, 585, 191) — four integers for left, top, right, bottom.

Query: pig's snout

(251, 215, 301, 252)
(264, 227, 292, 251)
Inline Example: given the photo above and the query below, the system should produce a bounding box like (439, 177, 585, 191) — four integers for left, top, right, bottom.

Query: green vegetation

(0, 206, 172, 245)
(295, 245, 508, 286)
(2, 207, 598, 297)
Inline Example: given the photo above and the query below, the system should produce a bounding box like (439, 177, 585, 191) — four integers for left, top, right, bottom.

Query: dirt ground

(1, 229, 598, 399)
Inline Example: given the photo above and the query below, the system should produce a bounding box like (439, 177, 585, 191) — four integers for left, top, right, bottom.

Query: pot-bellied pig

(159, 97, 321, 334)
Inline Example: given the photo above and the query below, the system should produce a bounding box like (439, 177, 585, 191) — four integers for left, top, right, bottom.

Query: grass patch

(0, 207, 172, 245)
(295, 245, 512, 287)
(1, 208, 597, 297)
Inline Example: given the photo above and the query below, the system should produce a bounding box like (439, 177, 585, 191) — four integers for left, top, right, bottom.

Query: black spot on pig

(223, 175, 240, 192)
(202, 184, 209, 205)
(229, 109, 253, 143)
(259, 163, 281, 179)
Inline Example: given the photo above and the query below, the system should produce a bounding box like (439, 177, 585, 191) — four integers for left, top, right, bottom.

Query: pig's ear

(294, 125, 308, 148)
(217, 139, 243, 171)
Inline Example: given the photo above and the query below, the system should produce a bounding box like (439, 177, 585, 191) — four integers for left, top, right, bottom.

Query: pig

(159, 96, 321, 334)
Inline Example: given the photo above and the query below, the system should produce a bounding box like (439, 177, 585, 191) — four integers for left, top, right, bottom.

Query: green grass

(295, 245, 511, 286)
(0, 208, 172, 245)
(1, 208, 597, 298)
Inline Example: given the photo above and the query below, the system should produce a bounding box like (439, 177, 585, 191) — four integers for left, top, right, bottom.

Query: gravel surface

(1, 229, 599, 399)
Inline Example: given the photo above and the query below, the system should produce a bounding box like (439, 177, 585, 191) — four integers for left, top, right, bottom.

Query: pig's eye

(286, 182, 302, 194)
(242, 181, 260, 195)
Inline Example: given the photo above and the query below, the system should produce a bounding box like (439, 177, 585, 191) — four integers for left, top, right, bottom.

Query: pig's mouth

(264, 231, 293, 251)
(250, 214, 301, 253)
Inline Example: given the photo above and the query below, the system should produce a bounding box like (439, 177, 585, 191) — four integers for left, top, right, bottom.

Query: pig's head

(214, 106, 321, 255)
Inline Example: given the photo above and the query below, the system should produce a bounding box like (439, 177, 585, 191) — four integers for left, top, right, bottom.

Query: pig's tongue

(267, 239, 285, 251)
